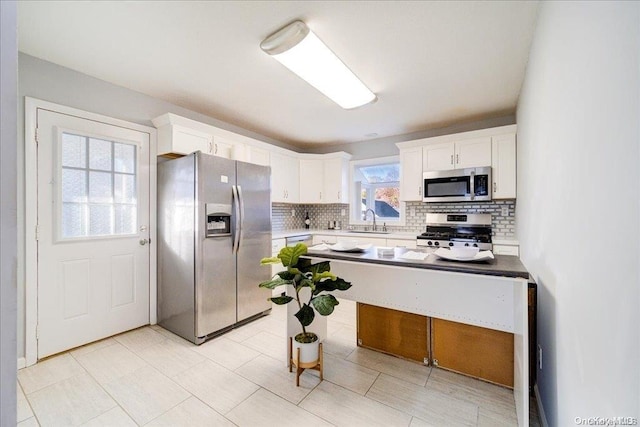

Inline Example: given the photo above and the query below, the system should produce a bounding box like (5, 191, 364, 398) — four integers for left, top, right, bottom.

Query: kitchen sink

(346, 230, 391, 234)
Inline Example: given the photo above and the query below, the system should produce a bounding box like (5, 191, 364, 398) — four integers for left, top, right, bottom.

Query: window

(59, 132, 137, 239)
(350, 156, 403, 225)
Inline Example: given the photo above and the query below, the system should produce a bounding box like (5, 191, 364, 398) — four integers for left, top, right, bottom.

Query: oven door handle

(469, 171, 475, 200)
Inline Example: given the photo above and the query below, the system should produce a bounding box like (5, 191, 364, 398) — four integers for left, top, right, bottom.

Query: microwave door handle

(469, 171, 475, 200)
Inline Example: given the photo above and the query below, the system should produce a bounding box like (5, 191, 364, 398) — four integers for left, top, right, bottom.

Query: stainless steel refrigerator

(157, 152, 272, 344)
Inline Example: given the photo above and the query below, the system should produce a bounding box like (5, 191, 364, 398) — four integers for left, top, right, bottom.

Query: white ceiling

(17, 1, 539, 148)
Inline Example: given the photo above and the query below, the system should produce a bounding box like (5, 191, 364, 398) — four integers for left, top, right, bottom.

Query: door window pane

(60, 132, 138, 239)
(89, 138, 112, 171)
(61, 134, 86, 168)
(114, 143, 135, 173)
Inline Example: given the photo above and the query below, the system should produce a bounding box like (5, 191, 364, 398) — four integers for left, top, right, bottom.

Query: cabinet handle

(208, 142, 213, 153)
(456, 154, 459, 164)
(319, 191, 322, 200)
(450, 154, 453, 165)
(418, 186, 422, 196)
(214, 143, 218, 154)
(337, 190, 341, 200)
(493, 182, 497, 193)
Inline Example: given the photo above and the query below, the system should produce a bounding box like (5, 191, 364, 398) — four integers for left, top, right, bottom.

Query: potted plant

(259, 243, 352, 364)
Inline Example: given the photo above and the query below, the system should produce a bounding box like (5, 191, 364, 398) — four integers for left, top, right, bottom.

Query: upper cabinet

(157, 124, 214, 157)
(491, 133, 517, 199)
(323, 155, 350, 203)
(397, 125, 517, 201)
(399, 147, 423, 201)
(299, 153, 351, 204)
(423, 137, 492, 171)
(271, 152, 300, 203)
(299, 159, 324, 203)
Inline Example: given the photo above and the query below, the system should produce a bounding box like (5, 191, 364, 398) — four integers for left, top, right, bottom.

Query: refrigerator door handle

(237, 185, 245, 253)
(231, 185, 240, 254)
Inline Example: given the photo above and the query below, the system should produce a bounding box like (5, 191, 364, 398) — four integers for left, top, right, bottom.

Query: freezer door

(196, 153, 238, 337)
(236, 161, 273, 321)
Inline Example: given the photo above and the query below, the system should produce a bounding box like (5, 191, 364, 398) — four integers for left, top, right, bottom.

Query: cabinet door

(247, 146, 270, 166)
(270, 152, 289, 202)
(284, 155, 300, 202)
(423, 142, 454, 171)
(213, 137, 233, 159)
(323, 157, 348, 203)
(491, 133, 517, 199)
(299, 159, 324, 203)
(336, 236, 386, 246)
(455, 137, 492, 168)
(169, 125, 213, 155)
(399, 147, 423, 201)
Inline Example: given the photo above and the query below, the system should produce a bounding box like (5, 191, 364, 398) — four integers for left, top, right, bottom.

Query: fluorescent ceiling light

(261, 20, 376, 109)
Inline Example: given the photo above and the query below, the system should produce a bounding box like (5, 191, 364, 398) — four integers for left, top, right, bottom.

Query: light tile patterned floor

(17, 300, 541, 426)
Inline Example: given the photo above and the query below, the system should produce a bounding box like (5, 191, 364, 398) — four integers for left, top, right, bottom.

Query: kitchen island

(297, 247, 530, 427)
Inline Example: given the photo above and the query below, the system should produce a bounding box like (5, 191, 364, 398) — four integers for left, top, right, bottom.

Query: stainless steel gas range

(416, 213, 492, 251)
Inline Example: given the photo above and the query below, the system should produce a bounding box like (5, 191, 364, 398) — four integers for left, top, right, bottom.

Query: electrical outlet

(291, 209, 295, 217)
(501, 206, 509, 217)
(341, 209, 346, 216)
(537, 345, 543, 370)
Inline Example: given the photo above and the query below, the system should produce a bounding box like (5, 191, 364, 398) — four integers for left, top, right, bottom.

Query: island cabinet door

(431, 318, 514, 388)
(356, 303, 429, 364)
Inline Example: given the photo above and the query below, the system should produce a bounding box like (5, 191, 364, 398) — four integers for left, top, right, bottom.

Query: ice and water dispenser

(205, 203, 231, 237)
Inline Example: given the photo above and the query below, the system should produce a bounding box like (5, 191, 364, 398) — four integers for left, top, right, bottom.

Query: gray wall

(516, 2, 640, 425)
(303, 115, 516, 160)
(16, 53, 300, 359)
(1, 1, 18, 425)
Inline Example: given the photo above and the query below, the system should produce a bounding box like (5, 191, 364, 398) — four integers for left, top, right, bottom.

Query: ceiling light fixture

(260, 20, 376, 110)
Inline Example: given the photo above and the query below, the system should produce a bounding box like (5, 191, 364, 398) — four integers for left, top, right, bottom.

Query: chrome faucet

(364, 208, 377, 231)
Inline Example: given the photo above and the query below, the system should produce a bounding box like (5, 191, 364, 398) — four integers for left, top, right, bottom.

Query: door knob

(139, 239, 149, 246)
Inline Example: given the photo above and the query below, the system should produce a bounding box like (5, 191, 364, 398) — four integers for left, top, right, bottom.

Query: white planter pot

(293, 334, 319, 365)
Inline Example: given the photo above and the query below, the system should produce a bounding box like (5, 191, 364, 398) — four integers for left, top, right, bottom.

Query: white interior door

(36, 109, 150, 359)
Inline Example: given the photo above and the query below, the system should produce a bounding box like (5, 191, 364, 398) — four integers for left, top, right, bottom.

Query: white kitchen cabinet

(271, 238, 286, 285)
(312, 234, 337, 245)
(423, 142, 454, 171)
(399, 147, 423, 201)
(212, 137, 233, 159)
(423, 138, 491, 171)
(386, 238, 417, 249)
(491, 133, 517, 199)
(271, 152, 299, 203)
(247, 146, 270, 166)
(157, 124, 214, 157)
(299, 159, 325, 203)
(323, 156, 349, 203)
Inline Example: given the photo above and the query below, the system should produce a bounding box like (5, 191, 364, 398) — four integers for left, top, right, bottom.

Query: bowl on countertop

(449, 247, 480, 259)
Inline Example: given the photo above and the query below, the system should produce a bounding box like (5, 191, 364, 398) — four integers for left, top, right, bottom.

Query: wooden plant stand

(288, 337, 323, 387)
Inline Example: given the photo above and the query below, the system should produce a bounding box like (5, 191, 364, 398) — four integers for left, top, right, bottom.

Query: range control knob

(464, 243, 470, 247)
(434, 241, 440, 246)
(427, 241, 433, 246)
(472, 243, 478, 248)
(448, 242, 454, 247)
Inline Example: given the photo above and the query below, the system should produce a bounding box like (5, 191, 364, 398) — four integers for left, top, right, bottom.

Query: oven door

(423, 167, 492, 203)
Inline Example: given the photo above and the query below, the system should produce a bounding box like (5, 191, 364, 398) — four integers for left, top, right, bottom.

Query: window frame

(349, 155, 405, 226)
(54, 126, 141, 242)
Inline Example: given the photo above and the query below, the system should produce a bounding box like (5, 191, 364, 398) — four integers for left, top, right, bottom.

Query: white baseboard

(17, 357, 26, 370)
(534, 384, 549, 427)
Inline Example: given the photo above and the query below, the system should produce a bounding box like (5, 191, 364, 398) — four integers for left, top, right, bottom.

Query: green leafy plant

(260, 243, 352, 343)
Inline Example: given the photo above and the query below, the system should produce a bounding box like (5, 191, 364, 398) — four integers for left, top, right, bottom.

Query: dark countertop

(304, 247, 529, 280)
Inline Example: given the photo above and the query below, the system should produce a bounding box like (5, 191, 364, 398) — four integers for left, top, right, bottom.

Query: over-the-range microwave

(423, 166, 492, 203)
